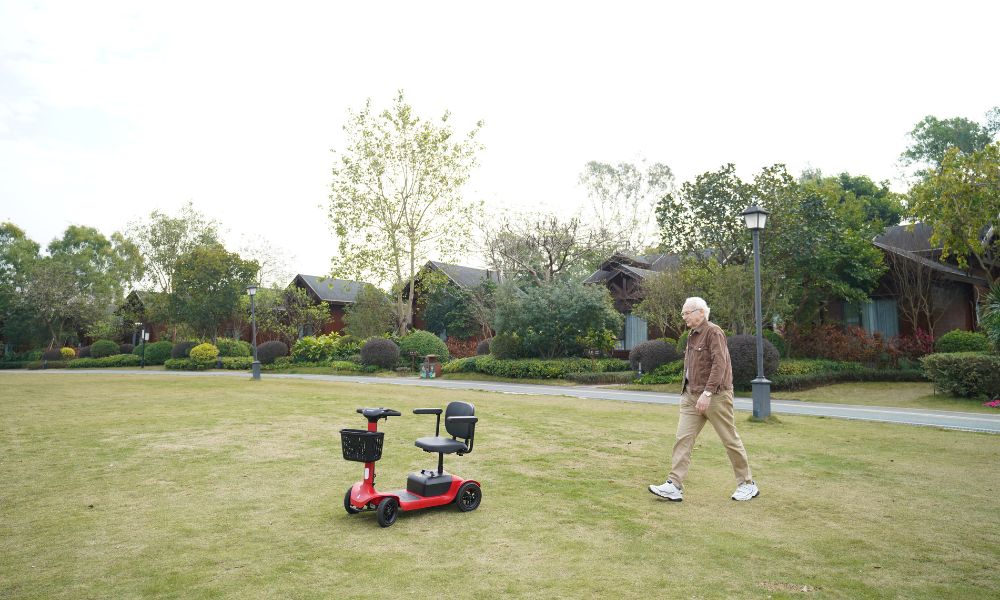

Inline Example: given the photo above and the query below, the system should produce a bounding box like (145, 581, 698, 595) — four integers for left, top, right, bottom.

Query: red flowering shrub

(446, 337, 479, 359)
(786, 325, 899, 367)
(894, 328, 935, 361)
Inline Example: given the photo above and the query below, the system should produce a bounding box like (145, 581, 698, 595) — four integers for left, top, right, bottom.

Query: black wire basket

(340, 429, 385, 462)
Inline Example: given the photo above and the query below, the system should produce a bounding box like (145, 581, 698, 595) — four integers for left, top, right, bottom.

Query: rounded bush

(399, 329, 450, 361)
(476, 339, 491, 355)
(490, 333, 523, 359)
(119, 343, 134, 355)
(60, 347, 76, 360)
(934, 330, 990, 354)
(360, 338, 400, 369)
(171, 341, 198, 359)
(216, 337, 252, 357)
(629, 340, 681, 373)
(90, 339, 119, 359)
(78, 345, 91, 358)
(190, 343, 220, 363)
(727, 334, 780, 388)
(256, 340, 289, 365)
(42, 348, 63, 361)
(134, 340, 173, 365)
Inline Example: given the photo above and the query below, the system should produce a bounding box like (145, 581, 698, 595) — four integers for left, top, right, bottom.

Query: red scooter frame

(342, 406, 481, 527)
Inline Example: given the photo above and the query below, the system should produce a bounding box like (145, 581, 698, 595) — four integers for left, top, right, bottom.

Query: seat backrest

(445, 401, 475, 439)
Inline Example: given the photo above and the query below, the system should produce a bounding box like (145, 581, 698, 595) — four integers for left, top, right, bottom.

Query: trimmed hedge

(921, 352, 1000, 398)
(189, 343, 219, 363)
(91, 339, 119, 359)
(441, 356, 630, 379)
(330, 360, 365, 372)
(164, 358, 211, 371)
(399, 329, 450, 361)
(934, 330, 991, 353)
(27, 360, 68, 369)
(216, 337, 252, 357)
(0, 361, 30, 369)
(728, 334, 780, 389)
(119, 343, 134, 355)
(60, 347, 77, 360)
(360, 338, 400, 369)
(66, 354, 141, 368)
(42, 348, 63, 361)
(134, 341, 173, 365)
(220, 357, 252, 370)
(257, 341, 289, 365)
(629, 340, 680, 374)
(172, 341, 199, 359)
(564, 371, 638, 384)
(636, 360, 684, 385)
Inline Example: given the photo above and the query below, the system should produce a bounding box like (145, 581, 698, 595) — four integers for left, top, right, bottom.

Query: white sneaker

(731, 481, 759, 501)
(648, 479, 683, 502)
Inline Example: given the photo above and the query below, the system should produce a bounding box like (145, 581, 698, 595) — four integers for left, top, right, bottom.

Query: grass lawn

(770, 382, 1000, 414)
(2, 373, 998, 599)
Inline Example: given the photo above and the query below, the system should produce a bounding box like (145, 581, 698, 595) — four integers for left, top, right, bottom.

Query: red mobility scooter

(340, 401, 481, 527)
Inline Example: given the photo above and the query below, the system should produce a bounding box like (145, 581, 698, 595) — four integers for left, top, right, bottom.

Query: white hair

(684, 296, 711, 320)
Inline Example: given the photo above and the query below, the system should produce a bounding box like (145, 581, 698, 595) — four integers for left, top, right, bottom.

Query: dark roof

(873, 241, 987, 286)
(874, 223, 938, 255)
(427, 261, 502, 288)
(293, 275, 366, 304)
(585, 252, 678, 284)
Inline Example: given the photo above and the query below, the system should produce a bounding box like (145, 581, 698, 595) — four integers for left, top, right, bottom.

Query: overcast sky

(2, 0, 998, 282)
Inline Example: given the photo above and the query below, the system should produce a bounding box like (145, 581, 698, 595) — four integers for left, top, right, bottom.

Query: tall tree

(655, 163, 752, 265)
(909, 143, 1000, 284)
(901, 107, 1000, 177)
(125, 201, 221, 294)
(579, 159, 674, 255)
(170, 244, 259, 340)
(343, 284, 396, 340)
(0, 223, 41, 348)
(47, 225, 144, 305)
(481, 212, 602, 284)
(329, 91, 483, 334)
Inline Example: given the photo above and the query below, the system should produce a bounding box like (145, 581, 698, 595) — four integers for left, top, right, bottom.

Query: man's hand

(696, 391, 711, 414)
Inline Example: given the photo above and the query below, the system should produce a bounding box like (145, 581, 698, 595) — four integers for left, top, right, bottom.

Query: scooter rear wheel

(344, 488, 361, 514)
(456, 482, 482, 512)
(376, 497, 398, 527)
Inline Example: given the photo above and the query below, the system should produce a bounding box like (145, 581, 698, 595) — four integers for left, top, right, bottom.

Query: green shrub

(920, 352, 1000, 398)
(119, 343, 134, 355)
(90, 339, 119, 358)
(60, 347, 76, 360)
(330, 360, 363, 372)
(661, 337, 677, 348)
(28, 360, 68, 369)
(164, 358, 210, 371)
(257, 341, 289, 365)
(360, 338, 400, 369)
(171, 341, 199, 359)
(727, 334, 780, 388)
(66, 354, 141, 368)
(468, 356, 629, 379)
(769, 359, 923, 391)
(490, 333, 523, 359)
(2, 349, 41, 362)
(565, 371, 638, 384)
(135, 341, 173, 365)
(292, 333, 342, 363)
(676, 330, 690, 353)
(441, 357, 479, 374)
(476, 339, 491, 355)
(934, 330, 991, 353)
(399, 329, 450, 361)
(220, 357, 252, 370)
(629, 340, 680, 374)
(0, 361, 30, 369)
(216, 337, 252, 357)
(762, 330, 786, 357)
(78, 346, 91, 358)
(42, 348, 63, 361)
(637, 360, 684, 384)
(189, 343, 219, 363)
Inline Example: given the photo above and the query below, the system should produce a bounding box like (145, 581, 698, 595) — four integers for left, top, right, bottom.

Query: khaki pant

(668, 389, 752, 487)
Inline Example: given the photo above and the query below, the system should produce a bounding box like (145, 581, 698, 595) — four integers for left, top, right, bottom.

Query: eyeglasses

(681, 309, 701, 316)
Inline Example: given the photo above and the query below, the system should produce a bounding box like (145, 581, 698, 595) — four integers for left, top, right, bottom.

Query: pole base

(251, 361, 261, 380)
(751, 377, 771, 419)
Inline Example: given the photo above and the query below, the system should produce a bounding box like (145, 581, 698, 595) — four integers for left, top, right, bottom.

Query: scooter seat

(415, 436, 469, 454)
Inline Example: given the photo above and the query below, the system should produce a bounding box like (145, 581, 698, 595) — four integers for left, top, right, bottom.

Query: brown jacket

(681, 320, 733, 395)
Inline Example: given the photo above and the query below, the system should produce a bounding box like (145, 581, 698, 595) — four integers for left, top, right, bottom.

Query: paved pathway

(8, 369, 1000, 434)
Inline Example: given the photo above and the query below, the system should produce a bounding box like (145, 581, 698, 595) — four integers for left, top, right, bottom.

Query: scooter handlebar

(356, 407, 401, 422)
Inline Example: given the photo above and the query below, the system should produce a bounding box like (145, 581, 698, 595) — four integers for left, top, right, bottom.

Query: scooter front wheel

(376, 497, 398, 527)
(456, 482, 482, 512)
(344, 488, 361, 515)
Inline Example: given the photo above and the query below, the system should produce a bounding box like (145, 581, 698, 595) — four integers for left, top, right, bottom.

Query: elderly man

(649, 297, 759, 502)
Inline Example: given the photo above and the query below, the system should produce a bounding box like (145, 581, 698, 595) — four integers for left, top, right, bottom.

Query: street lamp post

(741, 205, 771, 419)
(134, 322, 146, 368)
(247, 284, 261, 380)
